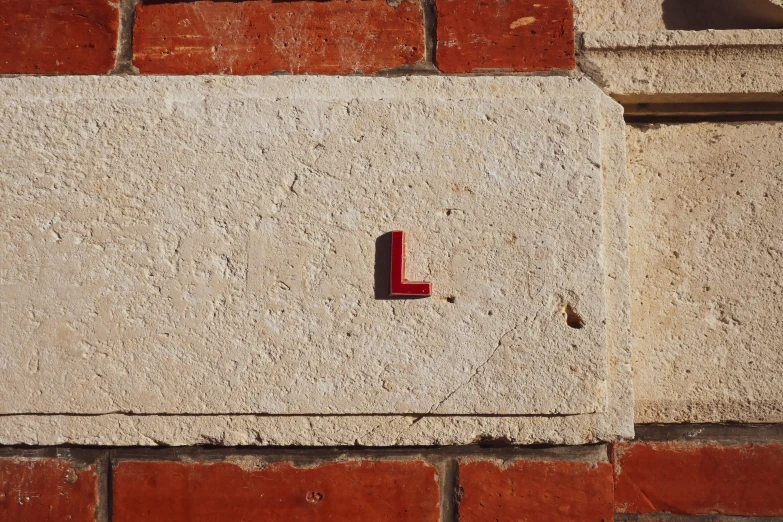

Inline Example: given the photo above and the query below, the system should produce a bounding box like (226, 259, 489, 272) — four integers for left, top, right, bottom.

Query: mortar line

(438, 457, 459, 522)
(112, 0, 140, 74)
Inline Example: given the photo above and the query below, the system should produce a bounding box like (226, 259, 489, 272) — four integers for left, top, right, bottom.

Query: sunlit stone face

(0, 76, 631, 443)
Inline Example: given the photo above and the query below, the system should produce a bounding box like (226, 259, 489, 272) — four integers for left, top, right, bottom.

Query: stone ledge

(0, 414, 629, 447)
(579, 29, 783, 110)
(582, 29, 783, 49)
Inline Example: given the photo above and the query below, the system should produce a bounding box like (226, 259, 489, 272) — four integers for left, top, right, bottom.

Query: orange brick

(435, 0, 575, 73)
(0, 457, 99, 521)
(458, 459, 613, 522)
(614, 442, 783, 515)
(0, 0, 118, 74)
(133, 0, 425, 74)
(112, 459, 440, 521)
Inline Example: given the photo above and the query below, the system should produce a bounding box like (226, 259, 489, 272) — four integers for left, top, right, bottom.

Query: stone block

(0, 76, 631, 444)
(580, 30, 783, 111)
(627, 122, 783, 423)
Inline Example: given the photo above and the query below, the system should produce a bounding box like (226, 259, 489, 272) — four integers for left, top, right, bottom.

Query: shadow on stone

(662, 0, 783, 29)
(374, 232, 393, 300)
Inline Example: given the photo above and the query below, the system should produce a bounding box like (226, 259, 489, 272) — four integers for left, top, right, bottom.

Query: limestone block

(0, 76, 631, 444)
(628, 122, 783, 423)
(580, 30, 783, 108)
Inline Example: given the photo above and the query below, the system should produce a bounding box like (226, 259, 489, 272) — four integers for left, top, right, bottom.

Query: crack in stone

(426, 324, 519, 415)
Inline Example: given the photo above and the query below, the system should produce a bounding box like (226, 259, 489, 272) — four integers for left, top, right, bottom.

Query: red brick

(614, 442, 783, 515)
(133, 0, 425, 74)
(0, 0, 118, 74)
(435, 0, 575, 73)
(0, 457, 99, 521)
(112, 459, 439, 521)
(458, 459, 613, 522)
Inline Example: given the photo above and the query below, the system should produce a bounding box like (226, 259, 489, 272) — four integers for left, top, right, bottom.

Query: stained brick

(435, 0, 575, 73)
(112, 460, 440, 521)
(458, 459, 613, 522)
(0, 0, 118, 74)
(0, 457, 99, 521)
(133, 0, 425, 75)
(614, 442, 783, 515)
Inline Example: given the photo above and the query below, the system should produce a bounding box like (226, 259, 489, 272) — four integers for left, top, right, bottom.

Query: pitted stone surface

(628, 123, 783, 423)
(0, 77, 631, 442)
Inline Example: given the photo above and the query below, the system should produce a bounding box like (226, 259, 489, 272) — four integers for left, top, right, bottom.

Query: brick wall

(3, 427, 783, 521)
(0, 0, 575, 75)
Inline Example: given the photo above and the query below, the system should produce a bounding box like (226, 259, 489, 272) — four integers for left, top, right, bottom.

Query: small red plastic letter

(390, 230, 432, 297)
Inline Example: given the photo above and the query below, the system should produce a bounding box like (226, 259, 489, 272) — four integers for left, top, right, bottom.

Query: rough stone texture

(458, 458, 614, 522)
(435, 0, 575, 73)
(573, 0, 666, 32)
(614, 442, 783, 515)
(0, 0, 118, 74)
(133, 0, 425, 74)
(574, 0, 783, 31)
(113, 460, 439, 521)
(0, 77, 620, 411)
(580, 30, 783, 104)
(0, 457, 99, 521)
(627, 123, 783, 423)
(0, 76, 631, 444)
(0, 413, 627, 447)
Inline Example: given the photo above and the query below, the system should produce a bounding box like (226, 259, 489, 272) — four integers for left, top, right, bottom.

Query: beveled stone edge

(581, 29, 783, 51)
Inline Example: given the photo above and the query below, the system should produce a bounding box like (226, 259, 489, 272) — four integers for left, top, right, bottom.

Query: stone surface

(614, 442, 783, 515)
(574, 0, 783, 31)
(580, 30, 783, 105)
(0, 457, 99, 521)
(436, 0, 575, 73)
(0, 76, 631, 443)
(113, 460, 439, 521)
(133, 0, 425, 74)
(0, 413, 624, 447)
(0, 0, 118, 74)
(627, 123, 783, 423)
(458, 458, 613, 522)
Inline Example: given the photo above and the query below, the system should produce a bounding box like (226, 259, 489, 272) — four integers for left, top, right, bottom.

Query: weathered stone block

(0, 76, 630, 444)
(628, 122, 783, 423)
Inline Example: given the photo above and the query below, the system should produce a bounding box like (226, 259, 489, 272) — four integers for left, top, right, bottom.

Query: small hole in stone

(446, 296, 456, 304)
(306, 491, 323, 503)
(488, 310, 493, 316)
(445, 209, 453, 216)
(563, 303, 585, 329)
